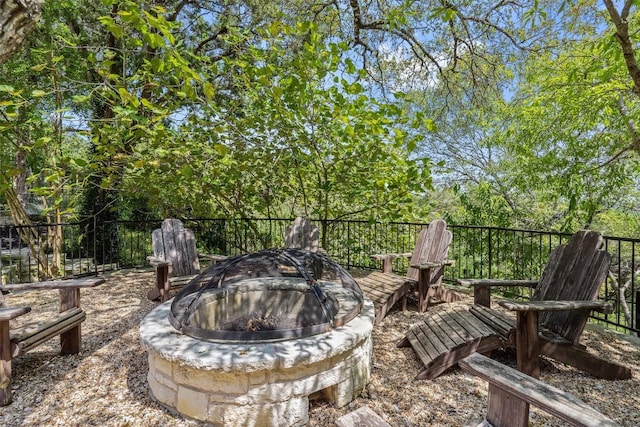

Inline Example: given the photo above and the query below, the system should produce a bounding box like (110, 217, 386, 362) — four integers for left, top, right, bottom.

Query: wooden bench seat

(357, 271, 412, 324)
(0, 276, 105, 406)
(397, 308, 503, 380)
(10, 307, 85, 356)
(460, 353, 620, 427)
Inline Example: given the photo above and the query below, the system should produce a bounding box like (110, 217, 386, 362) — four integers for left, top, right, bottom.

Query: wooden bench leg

(487, 383, 529, 427)
(59, 288, 81, 355)
(516, 311, 540, 378)
(1, 320, 13, 406)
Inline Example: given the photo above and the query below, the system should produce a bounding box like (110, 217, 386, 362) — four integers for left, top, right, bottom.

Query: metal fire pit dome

(169, 248, 364, 342)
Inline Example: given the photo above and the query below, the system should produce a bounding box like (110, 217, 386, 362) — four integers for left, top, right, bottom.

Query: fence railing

(1, 217, 638, 335)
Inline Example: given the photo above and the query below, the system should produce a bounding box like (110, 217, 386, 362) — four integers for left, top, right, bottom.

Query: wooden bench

(335, 406, 391, 427)
(459, 353, 620, 427)
(357, 271, 413, 324)
(0, 276, 105, 406)
(397, 307, 503, 380)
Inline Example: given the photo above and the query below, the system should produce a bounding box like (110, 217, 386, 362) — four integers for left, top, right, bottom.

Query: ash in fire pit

(169, 248, 363, 342)
(224, 311, 284, 332)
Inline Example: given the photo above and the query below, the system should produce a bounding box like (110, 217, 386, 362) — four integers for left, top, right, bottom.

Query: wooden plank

(13, 310, 86, 355)
(10, 307, 83, 342)
(500, 300, 612, 313)
(0, 277, 105, 292)
(540, 338, 633, 380)
(460, 353, 620, 427)
(449, 308, 498, 339)
(416, 320, 450, 356)
(436, 311, 476, 344)
(404, 308, 504, 380)
(432, 312, 467, 347)
(456, 279, 538, 288)
(469, 305, 515, 339)
(335, 406, 391, 427)
(0, 306, 31, 321)
(407, 323, 440, 363)
(358, 272, 412, 324)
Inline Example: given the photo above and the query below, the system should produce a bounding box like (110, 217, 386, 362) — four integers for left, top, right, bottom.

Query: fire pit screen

(169, 248, 364, 342)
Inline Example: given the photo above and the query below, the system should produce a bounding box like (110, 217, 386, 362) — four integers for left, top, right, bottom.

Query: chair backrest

(284, 217, 320, 252)
(534, 230, 611, 344)
(406, 219, 452, 283)
(152, 218, 200, 277)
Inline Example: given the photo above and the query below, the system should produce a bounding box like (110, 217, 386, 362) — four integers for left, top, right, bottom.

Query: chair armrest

(0, 306, 31, 321)
(370, 252, 412, 261)
(147, 256, 170, 268)
(0, 277, 105, 292)
(499, 300, 613, 314)
(460, 279, 538, 308)
(456, 278, 538, 288)
(410, 259, 455, 269)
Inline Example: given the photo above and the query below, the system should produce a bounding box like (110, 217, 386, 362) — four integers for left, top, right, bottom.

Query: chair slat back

(534, 230, 611, 343)
(152, 219, 200, 277)
(285, 217, 319, 252)
(406, 219, 452, 283)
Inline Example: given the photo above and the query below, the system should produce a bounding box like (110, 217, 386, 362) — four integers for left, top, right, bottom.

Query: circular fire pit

(140, 249, 374, 426)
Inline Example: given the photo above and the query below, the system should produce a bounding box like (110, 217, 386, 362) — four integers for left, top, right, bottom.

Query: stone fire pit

(139, 249, 374, 426)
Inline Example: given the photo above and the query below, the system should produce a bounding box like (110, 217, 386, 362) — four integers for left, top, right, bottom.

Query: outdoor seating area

(1, 266, 638, 426)
(5, 1, 640, 424)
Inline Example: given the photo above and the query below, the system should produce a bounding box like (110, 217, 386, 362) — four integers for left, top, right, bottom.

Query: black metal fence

(1, 217, 638, 335)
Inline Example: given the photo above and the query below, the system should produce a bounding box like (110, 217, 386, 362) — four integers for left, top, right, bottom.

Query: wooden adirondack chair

(358, 219, 460, 325)
(147, 219, 226, 302)
(399, 230, 633, 381)
(284, 217, 320, 252)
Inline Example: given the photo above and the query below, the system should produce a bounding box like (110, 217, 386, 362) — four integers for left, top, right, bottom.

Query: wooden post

(59, 288, 81, 354)
(0, 320, 12, 406)
(381, 257, 392, 274)
(418, 266, 432, 312)
(486, 383, 529, 427)
(474, 285, 491, 307)
(158, 264, 170, 302)
(516, 311, 540, 378)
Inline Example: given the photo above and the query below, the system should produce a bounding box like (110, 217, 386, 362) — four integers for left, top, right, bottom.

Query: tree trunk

(4, 185, 56, 278)
(0, 0, 43, 63)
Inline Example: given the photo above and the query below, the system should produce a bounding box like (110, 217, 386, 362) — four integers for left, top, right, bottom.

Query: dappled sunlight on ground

(1, 270, 639, 426)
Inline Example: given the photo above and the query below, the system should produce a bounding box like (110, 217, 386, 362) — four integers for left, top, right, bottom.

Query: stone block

(148, 351, 174, 378)
(246, 380, 294, 402)
(177, 385, 210, 422)
(148, 372, 177, 407)
(224, 398, 309, 427)
(153, 369, 177, 391)
(173, 365, 249, 394)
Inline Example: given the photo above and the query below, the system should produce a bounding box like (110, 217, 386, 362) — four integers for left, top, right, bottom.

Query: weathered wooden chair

(284, 216, 320, 252)
(357, 219, 460, 325)
(147, 218, 226, 302)
(0, 276, 105, 405)
(460, 353, 620, 427)
(400, 230, 633, 381)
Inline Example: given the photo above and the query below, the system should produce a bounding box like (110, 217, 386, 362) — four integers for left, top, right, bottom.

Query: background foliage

(0, 0, 639, 238)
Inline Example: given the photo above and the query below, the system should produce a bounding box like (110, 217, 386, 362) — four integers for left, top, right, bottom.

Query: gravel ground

(1, 269, 639, 426)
